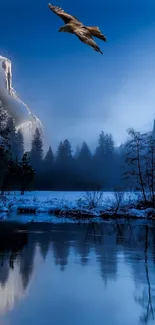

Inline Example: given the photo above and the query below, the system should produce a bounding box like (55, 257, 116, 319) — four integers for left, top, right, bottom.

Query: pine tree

(78, 142, 92, 165)
(105, 133, 114, 156)
(44, 146, 54, 171)
(42, 146, 54, 189)
(16, 129, 24, 160)
(30, 128, 43, 170)
(18, 153, 35, 194)
(64, 139, 72, 156)
(94, 131, 106, 185)
(56, 142, 63, 163)
(93, 131, 115, 188)
(6, 117, 17, 160)
(55, 139, 74, 189)
(2, 158, 19, 192)
(0, 101, 10, 189)
(56, 139, 72, 166)
(0, 101, 8, 137)
(76, 142, 94, 189)
(104, 133, 115, 188)
(95, 131, 106, 158)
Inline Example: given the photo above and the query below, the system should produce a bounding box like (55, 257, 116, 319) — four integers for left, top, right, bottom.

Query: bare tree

(84, 188, 103, 209)
(135, 226, 155, 324)
(124, 128, 148, 204)
(124, 129, 155, 207)
(145, 135, 155, 207)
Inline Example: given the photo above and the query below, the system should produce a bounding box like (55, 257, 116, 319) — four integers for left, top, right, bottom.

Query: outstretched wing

(74, 27, 103, 54)
(48, 3, 81, 24)
(86, 26, 107, 42)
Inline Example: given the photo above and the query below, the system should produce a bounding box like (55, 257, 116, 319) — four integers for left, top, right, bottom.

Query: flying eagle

(48, 3, 107, 54)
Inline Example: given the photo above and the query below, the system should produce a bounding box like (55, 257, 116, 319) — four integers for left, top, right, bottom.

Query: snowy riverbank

(0, 191, 155, 223)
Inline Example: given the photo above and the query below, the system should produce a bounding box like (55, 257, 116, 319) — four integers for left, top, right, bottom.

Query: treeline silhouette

(29, 127, 123, 190)
(24, 121, 155, 196)
(0, 102, 123, 191)
(0, 103, 34, 193)
(1, 102, 155, 192)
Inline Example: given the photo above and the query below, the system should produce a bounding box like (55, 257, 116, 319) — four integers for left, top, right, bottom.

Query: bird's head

(48, 3, 52, 10)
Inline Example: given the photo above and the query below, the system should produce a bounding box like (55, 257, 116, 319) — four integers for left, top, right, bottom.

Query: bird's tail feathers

(87, 26, 107, 42)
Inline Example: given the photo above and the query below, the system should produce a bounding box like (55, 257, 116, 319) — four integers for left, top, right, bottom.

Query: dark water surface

(0, 221, 155, 325)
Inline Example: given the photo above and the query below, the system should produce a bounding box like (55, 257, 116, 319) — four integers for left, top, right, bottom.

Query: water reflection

(133, 226, 155, 323)
(0, 221, 155, 324)
(0, 225, 30, 314)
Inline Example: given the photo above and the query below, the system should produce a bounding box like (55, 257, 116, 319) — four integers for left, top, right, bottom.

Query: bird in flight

(48, 3, 107, 54)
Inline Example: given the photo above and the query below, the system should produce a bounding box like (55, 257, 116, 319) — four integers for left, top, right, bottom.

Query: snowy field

(0, 190, 154, 223)
(5, 191, 116, 202)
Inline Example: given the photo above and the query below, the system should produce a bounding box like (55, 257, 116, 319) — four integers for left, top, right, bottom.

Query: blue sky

(1, 0, 155, 150)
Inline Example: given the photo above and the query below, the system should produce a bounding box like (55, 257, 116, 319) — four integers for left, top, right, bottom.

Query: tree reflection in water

(134, 225, 155, 323)
(0, 221, 155, 323)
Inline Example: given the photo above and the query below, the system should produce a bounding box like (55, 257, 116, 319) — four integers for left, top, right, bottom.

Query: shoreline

(0, 206, 155, 223)
(1, 191, 155, 223)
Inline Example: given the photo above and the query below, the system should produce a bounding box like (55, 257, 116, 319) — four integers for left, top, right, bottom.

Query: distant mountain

(0, 55, 43, 149)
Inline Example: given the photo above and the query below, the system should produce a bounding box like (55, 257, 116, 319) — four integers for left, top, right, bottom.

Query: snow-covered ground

(0, 191, 154, 223)
(3, 191, 114, 202)
(1, 190, 140, 203)
(5, 191, 86, 202)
